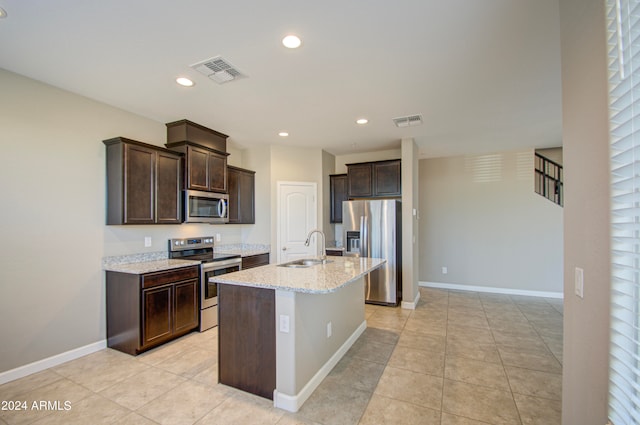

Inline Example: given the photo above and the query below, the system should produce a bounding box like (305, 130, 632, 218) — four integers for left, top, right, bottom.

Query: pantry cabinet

(329, 174, 348, 223)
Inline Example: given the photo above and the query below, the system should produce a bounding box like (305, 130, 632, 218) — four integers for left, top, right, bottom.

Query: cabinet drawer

(242, 253, 270, 270)
(142, 266, 199, 289)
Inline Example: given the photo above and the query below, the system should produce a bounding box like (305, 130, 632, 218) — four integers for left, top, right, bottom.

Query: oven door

(200, 258, 241, 331)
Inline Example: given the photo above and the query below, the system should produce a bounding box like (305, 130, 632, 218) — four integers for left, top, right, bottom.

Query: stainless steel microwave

(184, 190, 229, 224)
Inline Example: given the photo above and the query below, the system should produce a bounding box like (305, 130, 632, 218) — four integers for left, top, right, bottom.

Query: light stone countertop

(210, 256, 385, 294)
(104, 259, 201, 274)
(214, 243, 270, 257)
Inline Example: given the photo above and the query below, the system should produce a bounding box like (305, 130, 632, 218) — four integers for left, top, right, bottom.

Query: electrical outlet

(442, 266, 448, 274)
(327, 321, 332, 338)
(215, 233, 221, 242)
(575, 267, 584, 298)
(144, 236, 152, 247)
(279, 315, 290, 333)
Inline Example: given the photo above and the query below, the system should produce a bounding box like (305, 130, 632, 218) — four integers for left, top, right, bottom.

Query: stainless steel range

(168, 236, 241, 331)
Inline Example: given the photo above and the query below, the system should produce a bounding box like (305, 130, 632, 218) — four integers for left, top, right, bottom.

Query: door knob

(282, 247, 287, 251)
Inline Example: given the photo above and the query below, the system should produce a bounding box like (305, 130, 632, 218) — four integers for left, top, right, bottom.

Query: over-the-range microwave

(184, 190, 229, 224)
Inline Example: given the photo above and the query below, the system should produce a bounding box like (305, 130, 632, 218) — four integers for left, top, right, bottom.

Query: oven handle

(202, 257, 242, 271)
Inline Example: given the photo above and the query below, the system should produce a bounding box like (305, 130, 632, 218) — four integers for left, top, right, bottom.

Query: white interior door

(277, 181, 317, 263)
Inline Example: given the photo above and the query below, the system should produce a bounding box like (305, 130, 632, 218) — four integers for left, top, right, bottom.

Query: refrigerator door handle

(361, 215, 368, 258)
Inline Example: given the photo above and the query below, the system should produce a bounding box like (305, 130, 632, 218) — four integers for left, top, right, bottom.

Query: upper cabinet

(329, 174, 348, 223)
(227, 165, 256, 224)
(347, 159, 401, 199)
(104, 137, 182, 225)
(165, 120, 229, 193)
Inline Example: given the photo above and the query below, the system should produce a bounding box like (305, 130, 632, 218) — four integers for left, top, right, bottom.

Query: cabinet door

(227, 167, 240, 223)
(330, 174, 348, 223)
(347, 163, 373, 198)
(156, 151, 182, 224)
(124, 144, 155, 224)
(142, 285, 173, 348)
(209, 152, 227, 193)
(187, 145, 210, 191)
(373, 160, 401, 197)
(239, 170, 255, 224)
(173, 279, 199, 334)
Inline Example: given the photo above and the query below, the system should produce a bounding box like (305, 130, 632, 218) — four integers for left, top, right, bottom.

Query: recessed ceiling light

(176, 77, 194, 87)
(0, 7, 7, 18)
(356, 118, 369, 125)
(282, 35, 301, 49)
(278, 132, 289, 137)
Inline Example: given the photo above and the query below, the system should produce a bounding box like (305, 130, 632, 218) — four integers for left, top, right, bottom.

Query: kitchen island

(210, 256, 385, 412)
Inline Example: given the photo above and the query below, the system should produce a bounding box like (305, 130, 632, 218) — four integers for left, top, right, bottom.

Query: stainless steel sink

(278, 258, 333, 268)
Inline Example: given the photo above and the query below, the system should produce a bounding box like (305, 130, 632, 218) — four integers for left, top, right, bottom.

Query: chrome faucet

(304, 229, 327, 263)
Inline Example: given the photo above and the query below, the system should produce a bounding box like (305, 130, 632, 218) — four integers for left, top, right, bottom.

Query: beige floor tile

(137, 380, 228, 425)
(387, 346, 444, 377)
(192, 363, 219, 387)
(491, 332, 548, 353)
(294, 379, 371, 425)
(117, 411, 160, 425)
(0, 370, 63, 400)
(513, 393, 561, 425)
(359, 394, 440, 425)
(30, 394, 130, 425)
(137, 336, 197, 366)
(366, 314, 409, 331)
(357, 327, 400, 346)
(276, 413, 322, 424)
(442, 379, 520, 425)
(497, 346, 562, 374)
(505, 366, 562, 400)
(446, 336, 502, 364)
(0, 378, 93, 425)
(404, 316, 447, 337)
(53, 349, 150, 392)
(447, 325, 494, 344)
(374, 366, 443, 411)
(397, 330, 446, 354)
(99, 367, 187, 410)
(197, 390, 284, 425)
(440, 412, 495, 425)
(154, 347, 216, 379)
(346, 338, 396, 365)
(324, 354, 386, 392)
(444, 356, 510, 391)
(447, 313, 490, 329)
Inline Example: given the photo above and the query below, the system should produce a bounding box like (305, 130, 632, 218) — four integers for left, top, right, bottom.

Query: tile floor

(0, 287, 563, 425)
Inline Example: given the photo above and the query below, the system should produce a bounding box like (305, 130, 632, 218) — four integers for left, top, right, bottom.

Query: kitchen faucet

(304, 229, 327, 263)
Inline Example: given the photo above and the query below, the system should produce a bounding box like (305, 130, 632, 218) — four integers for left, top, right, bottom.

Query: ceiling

(0, 0, 562, 159)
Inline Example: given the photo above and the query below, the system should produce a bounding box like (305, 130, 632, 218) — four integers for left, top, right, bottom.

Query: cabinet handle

(282, 247, 287, 251)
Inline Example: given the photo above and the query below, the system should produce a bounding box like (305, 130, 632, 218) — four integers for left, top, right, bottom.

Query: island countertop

(210, 256, 385, 294)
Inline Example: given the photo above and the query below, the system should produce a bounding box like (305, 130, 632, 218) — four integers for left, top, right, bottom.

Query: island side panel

(218, 283, 276, 400)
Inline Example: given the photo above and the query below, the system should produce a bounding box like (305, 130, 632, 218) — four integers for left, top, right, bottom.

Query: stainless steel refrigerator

(343, 199, 402, 305)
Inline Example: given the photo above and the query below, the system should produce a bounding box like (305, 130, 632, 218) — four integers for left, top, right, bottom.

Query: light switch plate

(144, 237, 152, 248)
(279, 315, 290, 333)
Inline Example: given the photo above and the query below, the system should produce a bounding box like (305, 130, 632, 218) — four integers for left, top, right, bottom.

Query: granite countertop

(104, 259, 201, 274)
(210, 256, 385, 294)
(214, 243, 270, 257)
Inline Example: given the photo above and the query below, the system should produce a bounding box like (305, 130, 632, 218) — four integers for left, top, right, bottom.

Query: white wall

(401, 138, 420, 307)
(559, 0, 611, 423)
(419, 150, 563, 295)
(0, 69, 247, 374)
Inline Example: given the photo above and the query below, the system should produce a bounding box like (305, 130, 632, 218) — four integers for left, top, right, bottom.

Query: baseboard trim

(273, 320, 367, 412)
(401, 290, 421, 310)
(419, 281, 563, 299)
(0, 340, 107, 385)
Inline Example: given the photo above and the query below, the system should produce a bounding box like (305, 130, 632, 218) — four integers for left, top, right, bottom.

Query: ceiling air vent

(393, 114, 423, 128)
(190, 56, 247, 84)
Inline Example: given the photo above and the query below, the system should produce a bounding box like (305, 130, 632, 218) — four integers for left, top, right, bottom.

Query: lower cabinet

(106, 265, 199, 355)
(242, 253, 270, 269)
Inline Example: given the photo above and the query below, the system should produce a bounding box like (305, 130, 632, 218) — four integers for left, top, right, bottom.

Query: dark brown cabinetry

(326, 249, 344, 257)
(242, 253, 270, 269)
(346, 159, 401, 198)
(329, 174, 348, 223)
(104, 137, 182, 225)
(106, 265, 199, 355)
(227, 166, 256, 224)
(166, 142, 229, 193)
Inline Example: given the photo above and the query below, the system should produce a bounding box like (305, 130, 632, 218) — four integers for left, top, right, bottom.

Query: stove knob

(180, 241, 185, 245)
(174, 241, 180, 246)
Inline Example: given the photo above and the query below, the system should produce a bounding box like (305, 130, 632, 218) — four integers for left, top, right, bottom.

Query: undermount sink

(278, 258, 333, 268)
